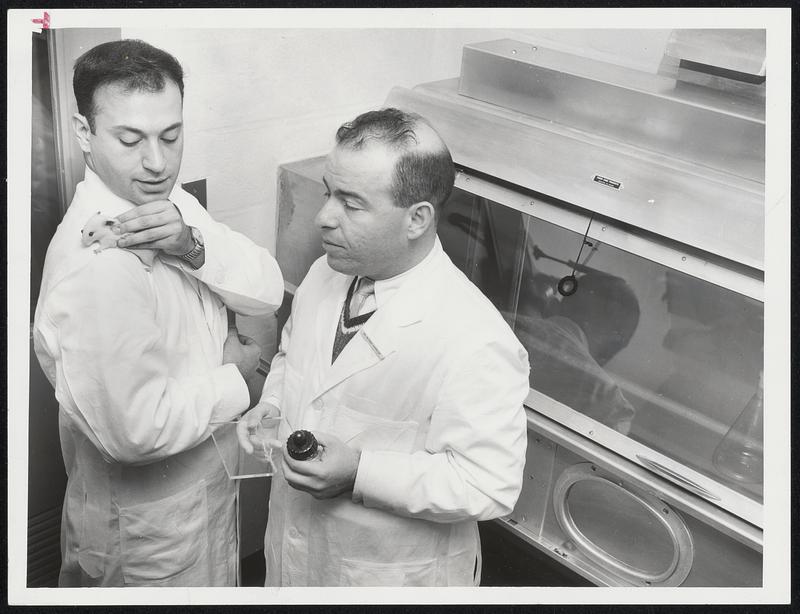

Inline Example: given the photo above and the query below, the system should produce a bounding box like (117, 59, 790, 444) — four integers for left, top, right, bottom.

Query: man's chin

(325, 254, 357, 276)
(133, 184, 174, 204)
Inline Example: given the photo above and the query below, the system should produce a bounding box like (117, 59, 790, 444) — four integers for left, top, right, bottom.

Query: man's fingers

(116, 211, 174, 234)
(236, 419, 254, 454)
(115, 200, 175, 223)
(282, 457, 319, 490)
(236, 404, 274, 454)
(115, 201, 166, 220)
(263, 437, 282, 449)
(282, 446, 321, 477)
(118, 225, 176, 248)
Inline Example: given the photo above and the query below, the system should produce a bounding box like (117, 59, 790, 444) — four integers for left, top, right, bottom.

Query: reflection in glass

(515, 268, 640, 435)
(438, 187, 764, 502)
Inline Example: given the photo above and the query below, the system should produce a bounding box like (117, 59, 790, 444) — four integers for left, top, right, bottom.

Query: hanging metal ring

(558, 275, 579, 296)
(558, 214, 594, 297)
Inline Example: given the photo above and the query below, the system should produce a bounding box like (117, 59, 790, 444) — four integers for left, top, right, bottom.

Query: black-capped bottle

(287, 429, 319, 460)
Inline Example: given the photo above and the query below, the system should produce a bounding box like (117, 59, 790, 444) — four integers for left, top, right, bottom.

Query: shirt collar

(77, 167, 183, 218)
(369, 237, 442, 310)
(76, 167, 138, 218)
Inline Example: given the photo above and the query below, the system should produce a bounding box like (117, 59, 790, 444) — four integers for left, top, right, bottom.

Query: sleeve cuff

(352, 449, 402, 506)
(259, 370, 285, 411)
(210, 363, 251, 422)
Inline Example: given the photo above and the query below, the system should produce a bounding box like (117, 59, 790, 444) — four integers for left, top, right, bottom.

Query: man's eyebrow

(160, 122, 183, 134)
(110, 122, 183, 134)
(321, 178, 365, 203)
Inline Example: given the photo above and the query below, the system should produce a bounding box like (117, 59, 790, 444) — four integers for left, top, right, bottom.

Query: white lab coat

(262, 239, 529, 586)
(33, 168, 284, 586)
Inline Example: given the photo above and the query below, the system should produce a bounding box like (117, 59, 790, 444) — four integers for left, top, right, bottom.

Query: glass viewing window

(438, 185, 764, 504)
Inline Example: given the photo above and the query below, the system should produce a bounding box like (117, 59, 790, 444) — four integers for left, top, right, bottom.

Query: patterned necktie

(332, 276, 376, 363)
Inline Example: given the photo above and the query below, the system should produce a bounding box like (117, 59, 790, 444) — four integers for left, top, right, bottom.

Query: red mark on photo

(32, 11, 50, 30)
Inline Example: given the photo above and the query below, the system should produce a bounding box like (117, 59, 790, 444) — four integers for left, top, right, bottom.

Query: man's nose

(315, 197, 338, 229)
(141, 140, 167, 175)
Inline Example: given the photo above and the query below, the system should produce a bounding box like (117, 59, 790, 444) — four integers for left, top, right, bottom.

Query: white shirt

(34, 167, 284, 464)
(364, 239, 438, 314)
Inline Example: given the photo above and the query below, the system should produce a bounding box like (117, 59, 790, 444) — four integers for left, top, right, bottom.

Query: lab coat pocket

(325, 400, 419, 454)
(339, 556, 438, 587)
(75, 491, 107, 579)
(119, 479, 209, 585)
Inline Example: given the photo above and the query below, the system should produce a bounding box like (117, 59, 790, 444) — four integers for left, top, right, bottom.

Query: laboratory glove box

(275, 31, 765, 587)
(276, 160, 763, 587)
(507, 411, 761, 587)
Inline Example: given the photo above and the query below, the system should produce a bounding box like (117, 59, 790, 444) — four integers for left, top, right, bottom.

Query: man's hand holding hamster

(116, 200, 194, 255)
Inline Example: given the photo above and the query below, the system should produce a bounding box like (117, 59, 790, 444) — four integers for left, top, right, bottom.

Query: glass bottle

(712, 371, 764, 484)
(287, 429, 319, 461)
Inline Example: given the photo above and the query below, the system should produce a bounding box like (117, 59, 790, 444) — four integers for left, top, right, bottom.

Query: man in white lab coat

(238, 108, 529, 586)
(33, 39, 284, 586)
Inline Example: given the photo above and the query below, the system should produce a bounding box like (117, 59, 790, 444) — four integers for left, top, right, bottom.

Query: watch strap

(179, 226, 205, 269)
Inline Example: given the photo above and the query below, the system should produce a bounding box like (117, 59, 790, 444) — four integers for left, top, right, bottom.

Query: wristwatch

(179, 226, 205, 269)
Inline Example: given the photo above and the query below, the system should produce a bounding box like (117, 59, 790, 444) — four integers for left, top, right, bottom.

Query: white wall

(120, 28, 504, 251)
(114, 28, 675, 354)
(120, 28, 674, 253)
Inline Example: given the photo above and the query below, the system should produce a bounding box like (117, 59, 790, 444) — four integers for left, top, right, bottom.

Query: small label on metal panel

(592, 174, 622, 190)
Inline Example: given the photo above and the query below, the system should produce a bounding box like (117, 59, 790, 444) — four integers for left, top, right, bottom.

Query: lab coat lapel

(310, 274, 350, 392)
(318, 326, 384, 398)
(313, 254, 442, 400)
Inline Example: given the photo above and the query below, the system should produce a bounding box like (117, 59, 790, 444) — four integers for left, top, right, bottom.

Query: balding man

(237, 108, 529, 586)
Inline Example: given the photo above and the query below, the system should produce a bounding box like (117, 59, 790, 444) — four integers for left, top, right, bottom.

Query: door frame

(47, 28, 121, 215)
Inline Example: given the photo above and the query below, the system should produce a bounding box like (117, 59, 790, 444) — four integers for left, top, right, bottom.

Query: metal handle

(637, 455, 720, 501)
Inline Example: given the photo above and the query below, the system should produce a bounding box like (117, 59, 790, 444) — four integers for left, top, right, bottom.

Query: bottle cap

(287, 429, 318, 460)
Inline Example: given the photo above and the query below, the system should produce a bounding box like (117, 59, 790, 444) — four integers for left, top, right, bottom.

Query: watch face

(180, 227, 204, 266)
(191, 227, 204, 246)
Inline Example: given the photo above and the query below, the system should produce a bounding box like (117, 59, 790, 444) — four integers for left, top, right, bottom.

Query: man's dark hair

(73, 39, 184, 132)
(335, 108, 455, 215)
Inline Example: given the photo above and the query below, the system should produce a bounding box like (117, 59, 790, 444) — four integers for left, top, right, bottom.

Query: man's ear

(407, 201, 435, 240)
(72, 113, 92, 153)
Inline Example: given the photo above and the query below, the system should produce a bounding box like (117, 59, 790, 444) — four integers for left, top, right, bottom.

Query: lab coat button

(288, 528, 299, 539)
(311, 399, 323, 411)
(215, 272, 225, 285)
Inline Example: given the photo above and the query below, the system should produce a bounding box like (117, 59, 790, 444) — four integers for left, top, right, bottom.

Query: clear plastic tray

(210, 416, 282, 479)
